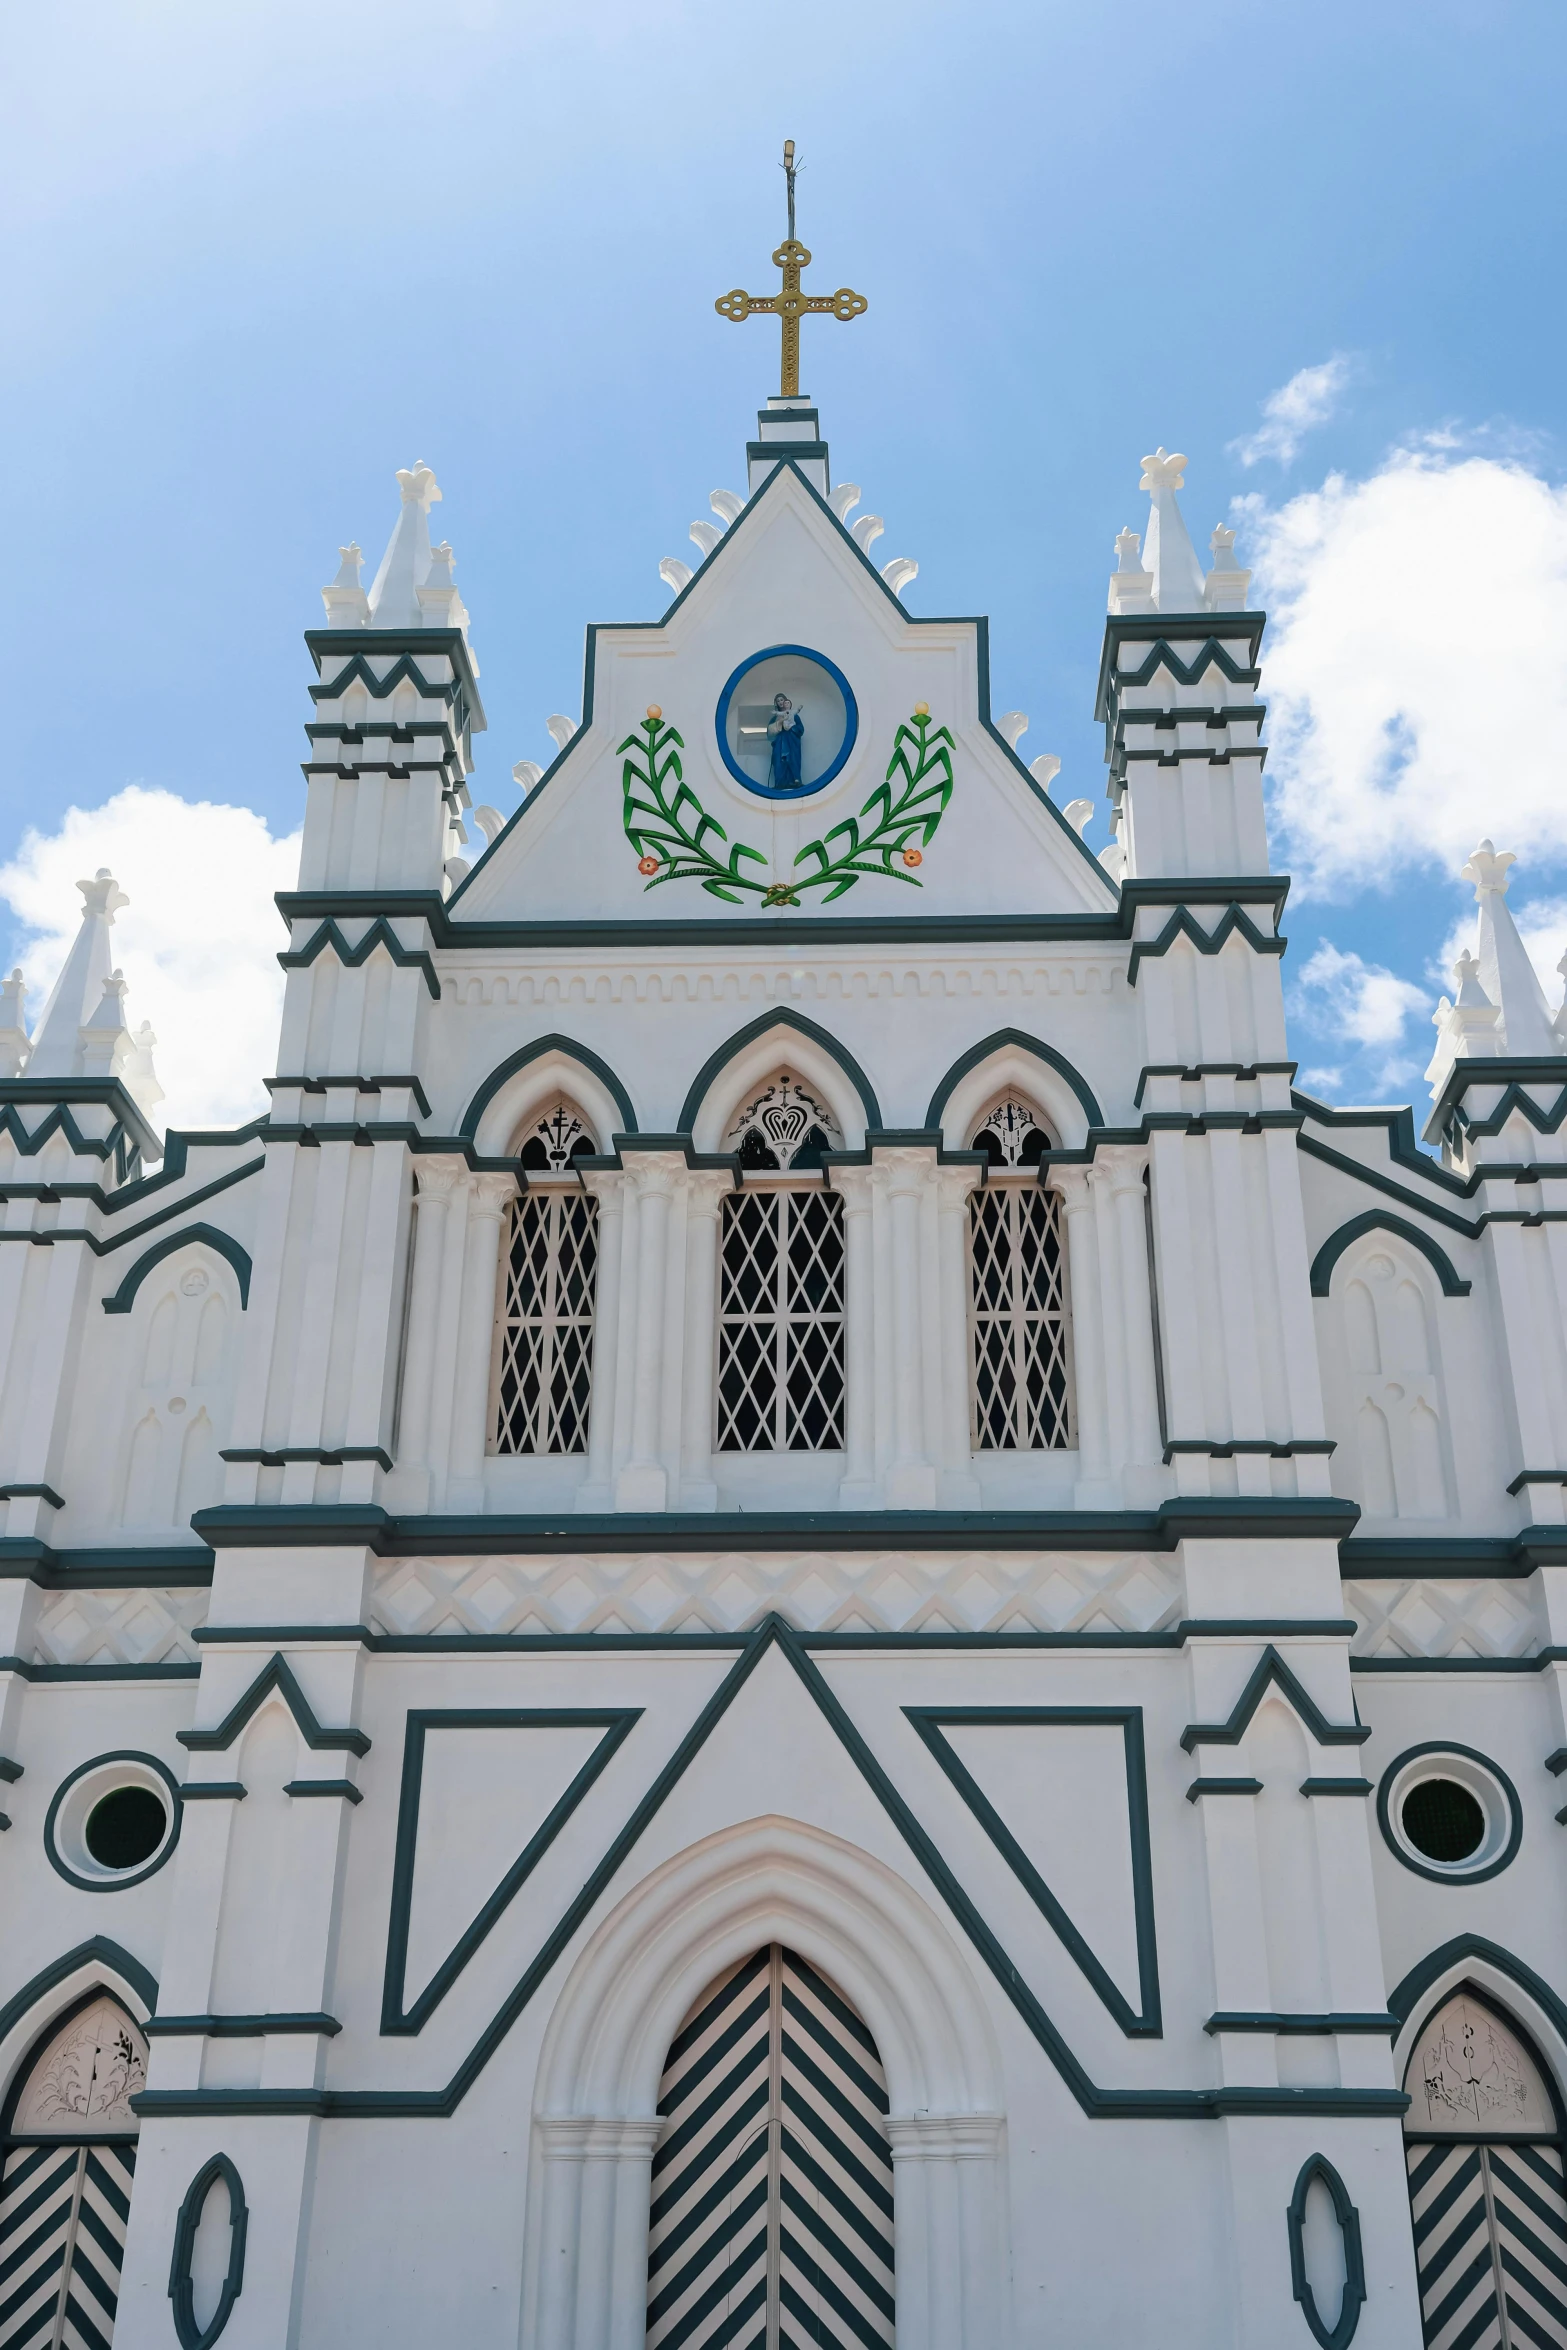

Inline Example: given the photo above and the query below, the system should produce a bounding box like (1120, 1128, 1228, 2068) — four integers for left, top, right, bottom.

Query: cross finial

(714, 143, 867, 398)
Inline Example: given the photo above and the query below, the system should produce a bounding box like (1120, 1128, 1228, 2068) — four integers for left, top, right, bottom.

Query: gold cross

(714, 143, 867, 398)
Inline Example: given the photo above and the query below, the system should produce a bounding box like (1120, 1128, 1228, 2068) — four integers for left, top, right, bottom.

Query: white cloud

(1247, 448, 1567, 896)
(0, 788, 300, 1134)
(1434, 892, 1567, 1008)
(1294, 941, 1429, 1049)
(1231, 356, 1353, 468)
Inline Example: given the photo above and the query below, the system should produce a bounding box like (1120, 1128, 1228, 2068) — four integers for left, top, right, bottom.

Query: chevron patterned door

(0, 1994, 146, 2350)
(647, 1944, 896, 2350)
(1404, 1991, 1567, 2350)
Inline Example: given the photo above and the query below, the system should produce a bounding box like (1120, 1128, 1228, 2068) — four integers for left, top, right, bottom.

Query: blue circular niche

(715, 645, 858, 801)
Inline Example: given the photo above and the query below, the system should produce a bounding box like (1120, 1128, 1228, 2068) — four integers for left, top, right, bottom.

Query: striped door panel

(0, 2140, 136, 2350)
(1407, 2140, 1567, 2350)
(648, 1946, 894, 2350)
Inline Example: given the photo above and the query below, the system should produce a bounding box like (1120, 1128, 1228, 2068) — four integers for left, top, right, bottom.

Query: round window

(1378, 1744, 1521, 1883)
(44, 1751, 182, 1891)
(715, 644, 858, 801)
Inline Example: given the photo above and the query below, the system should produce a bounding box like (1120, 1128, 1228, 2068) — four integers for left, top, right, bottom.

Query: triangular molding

(380, 1707, 642, 2033)
(1179, 1645, 1370, 1754)
(902, 1707, 1160, 2036)
(178, 1653, 370, 1757)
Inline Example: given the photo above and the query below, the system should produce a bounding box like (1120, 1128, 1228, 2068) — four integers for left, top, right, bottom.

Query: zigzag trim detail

(308, 653, 465, 710)
(1108, 640, 1261, 695)
(279, 919, 441, 1000)
(1127, 904, 1285, 984)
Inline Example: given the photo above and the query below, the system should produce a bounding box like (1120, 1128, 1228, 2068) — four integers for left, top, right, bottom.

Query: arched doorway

(1403, 1985, 1567, 2347)
(0, 1991, 147, 2348)
(647, 1943, 895, 2349)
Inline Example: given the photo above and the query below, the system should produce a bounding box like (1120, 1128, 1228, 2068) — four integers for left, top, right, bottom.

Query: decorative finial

(1139, 447, 1188, 492)
(395, 461, 441, 512)
(714, 148, 867, 398)
(1462, 839, 1517, 897)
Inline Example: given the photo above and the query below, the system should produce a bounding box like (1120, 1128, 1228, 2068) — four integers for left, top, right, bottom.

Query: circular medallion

(715, 644, 858, 801)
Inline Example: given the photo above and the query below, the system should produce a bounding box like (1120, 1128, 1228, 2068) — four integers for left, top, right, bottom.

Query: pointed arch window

(967, 1096, 1073, 1451)
(718, 1076, 846, 1452)
(490, 1100, 600, 1455)
(1402, 1987, 1567, 2348)
(0, 1992, 147, 2349)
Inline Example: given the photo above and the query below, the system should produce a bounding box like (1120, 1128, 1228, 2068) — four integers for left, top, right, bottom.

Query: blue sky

(5, 0, 1567, 1126)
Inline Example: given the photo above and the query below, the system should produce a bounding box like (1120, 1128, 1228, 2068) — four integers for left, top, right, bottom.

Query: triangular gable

(453, 460, 1117, 928)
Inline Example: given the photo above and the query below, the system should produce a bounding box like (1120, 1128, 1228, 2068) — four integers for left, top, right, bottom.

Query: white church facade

(4, 321, 1567, 2350)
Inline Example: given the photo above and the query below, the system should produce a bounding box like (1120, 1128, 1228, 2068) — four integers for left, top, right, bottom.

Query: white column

(446, 1171, 515, 1510)
(1049, 1164, 1111, 1500)
(576, 1176, 624, 1512)
(678, 1174, 725, 1511)
(935, 1166, 981, 1505)
(393, 1157, 461, 1509)
(885, 1152, 937, 1509)
(1101, 1143, 1164, 1479)
(616, 1163, 673, 1512)
(835, 1167, 878, 1506)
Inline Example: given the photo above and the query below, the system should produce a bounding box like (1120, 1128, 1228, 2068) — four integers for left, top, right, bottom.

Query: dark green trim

(42, 1750, 181, 1892)
(1095, 612, 1267, 723)
(0, 1938, 158, 2045)
(0, 1484, 62, 1510)
(923, 1029, 1104, 1136)
(0, 1078, 162, 1166)
(194, 1625, 370, 1646)
(1301, 1778, 1374, 1797)
(102, 1223, 252, 1313)
(177, 1654, 370, 1757)
(132, 1616, 1407, 2123)
(168, 2151, 248, 2350)
(1388, 1936, 1567, 2059)
(0, 1543, 213, 1589)
(0, 1758, 20, 1783)
(279, 917, 440, 1001)
(1509, 1471, 1567, 1495)
(1425, 1059, 1567, 1144)
(1179, 1647, 1370, 1752)
(1127, 903, 1285, 985)
(147, 2013, 339, 2037)
(1164, 1438, 1335, 1463)
(0, 1158, 264, 1259)
(458, 1034, 637, 1142)
(1342, 1528, 1567, 1575)
(284, 1778, 361, 1802)
(0, 1657, 200, 1682)
(902, 1707, 1160, 2036)
(1134, 1061, 1295, 1108)
(1308, 1213, 1471, 1298)
(189, 1496, 1361, 1558)
(1207, 2013, 1396, 2036)
(266, 1073, 434, 1117)
(1296, 1131, 1480, 1239)
(380, 1708, 642, 2035)
(1287, 2153, 1365, 2350)
(1186, 1776, 1263, 1800)
(676, 1007, 882, 1135)
(179, 1783, 246, 1801)
(1375, 1741, 1523, 1884)
(1545, 1749, 1567, 1777)
(216, 1447, 389, 1472)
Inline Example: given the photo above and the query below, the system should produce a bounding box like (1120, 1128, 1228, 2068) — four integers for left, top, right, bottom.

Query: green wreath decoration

(620, 702, 955, 907)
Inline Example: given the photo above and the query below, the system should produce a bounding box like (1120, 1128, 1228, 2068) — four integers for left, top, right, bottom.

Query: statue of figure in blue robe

(767, 694, 804, 791)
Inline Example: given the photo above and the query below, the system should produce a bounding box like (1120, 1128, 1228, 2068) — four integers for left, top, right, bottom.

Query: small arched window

(967, 1095, 1073, 1451)
(491, 1099, 600, 1455)
(0, 1992, 148, 2347)
(718, 1075, 846, 1452)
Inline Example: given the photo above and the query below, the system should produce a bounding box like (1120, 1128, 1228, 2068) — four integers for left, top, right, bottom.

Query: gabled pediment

(453, 461, 1116, 926)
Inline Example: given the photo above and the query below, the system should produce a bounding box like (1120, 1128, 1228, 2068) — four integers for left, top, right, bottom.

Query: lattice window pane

(970, 1183, 1073, 1451)
(718, 1189, 846, 1452)
(491, 1191, 598, 1455)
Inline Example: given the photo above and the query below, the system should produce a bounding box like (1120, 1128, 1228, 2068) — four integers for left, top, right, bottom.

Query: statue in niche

(767, 693, 804, 791)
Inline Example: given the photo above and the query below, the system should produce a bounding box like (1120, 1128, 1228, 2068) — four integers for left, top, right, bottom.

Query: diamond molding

(370, 1548, 1183, 1638)
(1342, 1577, 1543, 1660)
(31, 1586, 208, 1667)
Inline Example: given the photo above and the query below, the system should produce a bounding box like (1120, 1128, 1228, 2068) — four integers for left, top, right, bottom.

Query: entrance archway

(1403, 1984, 1567, 2347)
(647, 1943, 895, 2349)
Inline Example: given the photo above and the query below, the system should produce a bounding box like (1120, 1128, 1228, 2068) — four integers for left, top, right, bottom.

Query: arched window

(967, 1095, 1073, 1450)
(491, 1099, 600, 1455)
(717, 1076, 846, 1452)
(1334, 1245, 1453, 1520)
(647, 1944, 894, 2350)
(1403, 1986, 1567, 2347)
(0, 1992, 148, 2347)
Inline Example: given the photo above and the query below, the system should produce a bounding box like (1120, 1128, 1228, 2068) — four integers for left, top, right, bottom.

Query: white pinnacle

(1461, 838, 1559, 1057)
(1137, 447, 1206, 612)
(27, 869, 129, 1080)
(367, 460, 443, 628)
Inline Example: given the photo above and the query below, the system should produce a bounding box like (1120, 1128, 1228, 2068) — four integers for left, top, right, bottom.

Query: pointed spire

(1137, 448, 1206, 611)
(0, 970, 27, 1077)
(26, 870, 129, 1079)
(415, 540, 469, 634)
(123, 1019, 164, 1120)
(321, 542, 370, 627)
(1461, 839, 1560, 1056)
(366, 460, 442, 628)
(1426, 948, 1502, 1100)
(78, 969, 132, 1079)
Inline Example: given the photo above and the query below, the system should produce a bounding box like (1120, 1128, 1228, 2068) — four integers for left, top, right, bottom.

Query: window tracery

(723, 1073, 841, 1172)
(718, 1072, 846, 1450)
(492, 1099, 599, 1455)
(966, 1101, 1072, 1450)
